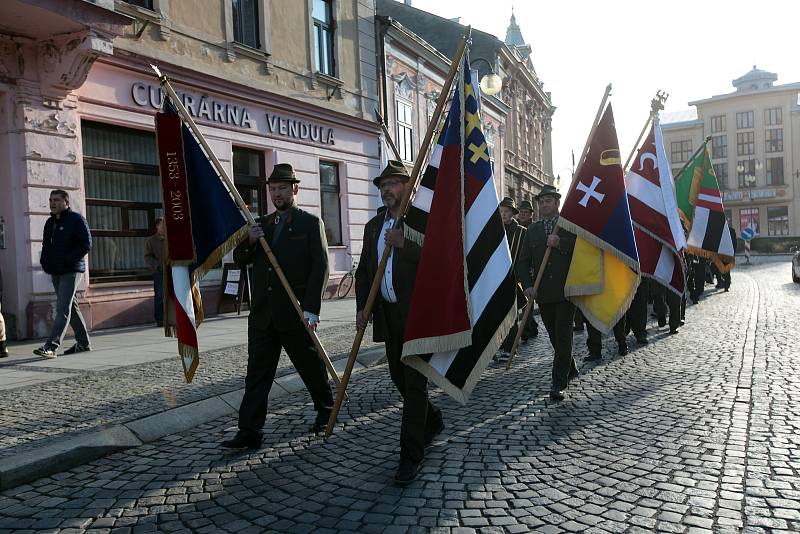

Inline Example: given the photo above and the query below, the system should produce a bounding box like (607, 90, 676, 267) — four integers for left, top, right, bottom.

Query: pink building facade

(0, 1, 380, 339)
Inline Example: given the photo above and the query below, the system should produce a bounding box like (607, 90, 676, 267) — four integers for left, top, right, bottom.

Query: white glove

(303, 311, 320, 328)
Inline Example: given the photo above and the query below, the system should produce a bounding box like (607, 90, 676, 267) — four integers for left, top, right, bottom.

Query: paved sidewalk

(0, 298, 384, 489)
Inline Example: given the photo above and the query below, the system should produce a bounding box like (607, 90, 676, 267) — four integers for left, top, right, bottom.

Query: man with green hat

(516, 184, 578, 401)
(222, 163, 333, 449)
(515, 198, 539, 341)
(355, 160, 444, 486)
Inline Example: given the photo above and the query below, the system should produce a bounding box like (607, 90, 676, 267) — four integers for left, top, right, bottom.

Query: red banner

(155, 112, 195, 264)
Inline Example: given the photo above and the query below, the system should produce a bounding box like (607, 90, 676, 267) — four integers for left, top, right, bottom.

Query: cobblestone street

(1, 260, 798, 533)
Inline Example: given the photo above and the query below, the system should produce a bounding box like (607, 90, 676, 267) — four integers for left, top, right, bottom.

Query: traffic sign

(741, 227, 755, 241)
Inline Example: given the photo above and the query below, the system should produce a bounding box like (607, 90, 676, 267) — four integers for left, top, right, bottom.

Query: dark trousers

(586, 319, 626, 356)
(538, 301, 577, 391)
(238, 324, 333, 435)
(153, 271, 164, 324)
(719, 271, 731, 290)
(626, 279, 648, 338)
(382, 302, 442, 464)
(651, 283, 682, 331)
(47, 273, 90, 349)
(690, 260, 707, 302)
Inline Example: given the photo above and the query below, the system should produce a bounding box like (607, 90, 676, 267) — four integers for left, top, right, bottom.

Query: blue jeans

(47, 272, 90, 349)
(153, 271, 164, 323)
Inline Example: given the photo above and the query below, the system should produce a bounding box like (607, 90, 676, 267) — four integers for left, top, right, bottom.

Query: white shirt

(377, 214, 398, 303)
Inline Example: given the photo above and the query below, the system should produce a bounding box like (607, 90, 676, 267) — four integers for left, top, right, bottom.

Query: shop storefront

(8, 56, 379, 338)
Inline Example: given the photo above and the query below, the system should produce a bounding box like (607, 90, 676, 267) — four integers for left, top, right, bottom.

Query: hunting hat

(373, 160, 410, 187)
(535, 184, 561, 200)
(267, 163, 300, 183)
(499, 196, 519, 215)
(518, 200, 534, 212)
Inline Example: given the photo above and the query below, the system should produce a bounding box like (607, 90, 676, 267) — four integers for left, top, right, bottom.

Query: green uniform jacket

(233, 207, 329, 332)
(516, 218, 576, 304)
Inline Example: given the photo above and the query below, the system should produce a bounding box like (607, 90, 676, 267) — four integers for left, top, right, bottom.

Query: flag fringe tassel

(687, 245, 735, 274)
(557, 218, 640, 272)
(179, 342, 199, 383)
(641, 272, 685, 297)
(401, 330, 472, 358)
(403, 225, 425, 248)
(402, 302, 517, 404)
(573, 274, 641, 335)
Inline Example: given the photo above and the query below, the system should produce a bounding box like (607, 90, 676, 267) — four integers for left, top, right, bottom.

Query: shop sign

(723, 191, 744, 201)
(131, 82, 335, 145)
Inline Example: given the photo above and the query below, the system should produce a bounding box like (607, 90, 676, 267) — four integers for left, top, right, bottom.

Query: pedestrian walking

(34, 190, 92, 359)
(517, 199, 534, 229)
(144, 217, 166, 326)
(355, 160, 444, 486)
(585, 319, 627, 361)
(517, 185, 578, 401)
(626, 278, 649, 345)
(222, 164, 333, 450)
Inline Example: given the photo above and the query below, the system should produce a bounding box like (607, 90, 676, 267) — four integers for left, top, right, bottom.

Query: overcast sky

(405, 0, 800, 189)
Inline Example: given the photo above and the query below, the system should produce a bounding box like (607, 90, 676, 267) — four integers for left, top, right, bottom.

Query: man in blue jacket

(34, 190, 92, 358)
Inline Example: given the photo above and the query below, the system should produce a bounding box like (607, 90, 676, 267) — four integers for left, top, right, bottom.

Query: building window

(670, 140, 692, 164)
(739, 207, 759, 234)
(233, 147, 265, 219)
(123, 0, 154, 8)
(396, 98, 414, 162)
(736, 131, 754, 156)
(765, 128, 783, 152)
(233, 0, 260, 49)
(313, 0, 335, 76)
(711, 135, 727, 159)
(764, 107, 782, 126)
(765, 157, 784, 185)
(713, 163, 728, 190)
(319, 161, 342, 246)
(82, 121, 162, 283)
(767, 206, 789, 236)
(736, 111, 753, 129)
(737, 159, 757, 188)
(710, 115, 726, 133)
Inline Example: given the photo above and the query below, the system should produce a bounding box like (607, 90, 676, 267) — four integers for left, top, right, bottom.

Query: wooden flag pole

(325, 26, 472, 437)
(375, 108, 403, 161)
(672, 136, 712, 183)
(154, 67, 343, 390)
(623, 90, 668, 172)
(505, 84, 612, 371)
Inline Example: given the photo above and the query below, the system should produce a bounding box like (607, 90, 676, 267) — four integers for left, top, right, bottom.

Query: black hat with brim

(499, 196, 519, 215)
(373, 159, 410, 186)
(535, 185, 561, 200)
(518, 200, 534, 211)
(268, 163, 300, 183)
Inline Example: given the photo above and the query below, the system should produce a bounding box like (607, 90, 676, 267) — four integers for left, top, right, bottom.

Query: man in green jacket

(222, 164, 333, 449)
(516, 185, 578, 401)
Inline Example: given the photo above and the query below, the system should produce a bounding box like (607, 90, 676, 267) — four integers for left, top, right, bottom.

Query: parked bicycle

(336, 253, 357, 298)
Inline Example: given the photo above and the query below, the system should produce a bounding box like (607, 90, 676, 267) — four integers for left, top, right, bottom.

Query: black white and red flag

(400, 57, 516, 403)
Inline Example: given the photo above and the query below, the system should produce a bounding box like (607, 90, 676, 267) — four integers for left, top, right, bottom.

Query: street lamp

(470, 57, 503, 96)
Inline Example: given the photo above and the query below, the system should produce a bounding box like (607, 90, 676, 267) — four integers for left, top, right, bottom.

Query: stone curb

(0, 345, 386, 490)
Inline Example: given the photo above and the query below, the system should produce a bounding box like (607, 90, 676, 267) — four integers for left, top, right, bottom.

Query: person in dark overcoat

(355, 160, 444, 486)
(497, 197, 529, 356)
(516, 185, 577, 401)
(222, 163, 333, 450)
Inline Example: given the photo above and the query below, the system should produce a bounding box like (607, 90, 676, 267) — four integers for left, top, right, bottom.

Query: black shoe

(63, 343, 91, 355)
(724, 288, 729, 292)
(584, 353, 601, 362)
(549, 389, 565, 401)
(395, 458, 421, 486)
(424, 419, 445, 448)
(221, 431, 262, 450)
(635, 336, 648, 345)
(311, 411, 332, 434)
(33, 344, 58, 359)
(568, 368, 579, 381)
(668, 328, 679, 335)
(617, 342, 628, 356)
(0, 342, 8, 359)
(657, 317, 667, 327)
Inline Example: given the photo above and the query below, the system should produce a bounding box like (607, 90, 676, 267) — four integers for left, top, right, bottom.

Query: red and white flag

(625, 117, 687, 295)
